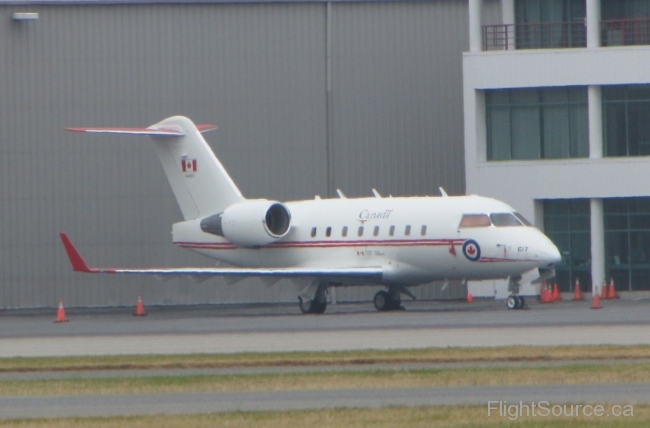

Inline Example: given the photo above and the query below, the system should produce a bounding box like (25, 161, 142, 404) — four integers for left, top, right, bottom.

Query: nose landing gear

(506, 275, 526, 310)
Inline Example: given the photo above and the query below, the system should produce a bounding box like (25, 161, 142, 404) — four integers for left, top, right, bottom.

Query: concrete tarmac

(1, 299, 650, 357)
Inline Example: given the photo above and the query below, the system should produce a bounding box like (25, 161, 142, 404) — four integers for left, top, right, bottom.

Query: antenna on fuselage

(439, 187, 449, 197)
(372, 189, 381, 198)
(336, 189, 347, 199)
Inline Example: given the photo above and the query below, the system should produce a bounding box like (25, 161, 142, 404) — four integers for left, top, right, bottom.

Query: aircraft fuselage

(172, 195, 560, 286)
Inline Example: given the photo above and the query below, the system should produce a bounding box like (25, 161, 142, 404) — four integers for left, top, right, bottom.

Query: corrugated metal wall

(0, 1, 485, 309)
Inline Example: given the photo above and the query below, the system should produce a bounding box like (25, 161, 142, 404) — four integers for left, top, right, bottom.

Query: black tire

(374, 290, 389, 311)
(518, 296, 525, 309)
(298, 297, 313, 314)
(313, 300, 327, 314)
(387, 290, 401, 310)
(506, 295, 518, 310)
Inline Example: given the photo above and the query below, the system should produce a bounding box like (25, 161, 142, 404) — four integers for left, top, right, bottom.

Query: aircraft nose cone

(540, 239, 561, 266)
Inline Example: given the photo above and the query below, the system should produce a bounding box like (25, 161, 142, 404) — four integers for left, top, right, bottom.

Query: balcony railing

(483, 18, 650, 51)
(482, 22, 586, 51)
(601, 18, 650, 47)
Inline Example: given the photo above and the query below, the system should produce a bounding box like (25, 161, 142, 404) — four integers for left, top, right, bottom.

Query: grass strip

(2, 345, 650, 373)
(2, 362, 650, 396)
(1, 405, 650, 428)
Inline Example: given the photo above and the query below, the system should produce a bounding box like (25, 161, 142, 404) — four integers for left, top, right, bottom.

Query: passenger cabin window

(514, 212, 532, 226)
(311, 227, 317, 237)
(405, 225, 411, 236)
(459, 214, 491, 228)
(389, 225, 395, 236)
(421, 225, 427, 236)
(342, 226, 348, 237)
(358, 226, 364, 237)
(326, 226, 332, 237)
(373, 226, 379, 237)
(490, 213, 523, 227)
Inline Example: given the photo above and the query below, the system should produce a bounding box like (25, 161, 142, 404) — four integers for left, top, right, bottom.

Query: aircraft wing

(59, 233, 383, 280)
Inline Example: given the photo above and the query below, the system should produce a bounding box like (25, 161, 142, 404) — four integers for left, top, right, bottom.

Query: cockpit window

(490, 213, 523, 227)
(513, 212, 532, 226)
(459, 214, 491, 228)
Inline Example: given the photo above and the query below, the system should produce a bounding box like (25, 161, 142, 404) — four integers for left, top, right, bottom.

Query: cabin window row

(310, 225, 427, 238)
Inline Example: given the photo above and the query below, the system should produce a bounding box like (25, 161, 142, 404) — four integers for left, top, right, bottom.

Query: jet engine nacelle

(200, 199, 291, 247)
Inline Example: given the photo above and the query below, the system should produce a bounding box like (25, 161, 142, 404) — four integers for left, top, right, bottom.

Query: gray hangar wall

(0, 0, 496, 309)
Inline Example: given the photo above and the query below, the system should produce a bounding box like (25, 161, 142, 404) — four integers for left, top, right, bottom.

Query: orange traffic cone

(572, 278, 584, 301)
(591, 287, 602, 309)
(552, 282, 562, 301)
(540, 282, 552, 303)
(607, 278, 619, 299)
(467, 292, 474, 303)
(600, 281, 609, 300)
(54, 300, 69, 323)
(133, 294, 147, 316)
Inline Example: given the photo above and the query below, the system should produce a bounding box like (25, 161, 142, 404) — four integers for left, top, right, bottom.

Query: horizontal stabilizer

(59, 233, 383, 281)
(65, 124, 217, 137)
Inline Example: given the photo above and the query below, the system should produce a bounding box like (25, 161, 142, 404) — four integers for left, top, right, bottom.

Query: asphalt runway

(1, 299, 650, 357)
(3, 384, 650, 419)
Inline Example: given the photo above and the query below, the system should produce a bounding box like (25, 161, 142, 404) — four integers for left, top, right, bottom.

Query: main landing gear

(373, 287, 402, 311)
(506, 275, 526, 310)
(298, 283, 327, 314)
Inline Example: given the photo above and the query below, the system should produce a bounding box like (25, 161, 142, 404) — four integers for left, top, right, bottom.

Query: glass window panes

(490, 213, 523, 227)
(486, 87, 588, 161)
(342, 226, 348, 237)
(514, 0, 586, 49)
(514, 212, 533, 226)
(603, 85, 650, 157)
(604, 197, 650, 290)
(543, 199, 591, 292)
(459, 214, 492, 228)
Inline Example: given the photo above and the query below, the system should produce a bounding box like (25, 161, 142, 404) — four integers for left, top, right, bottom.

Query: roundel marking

(462, 239, 481, 262)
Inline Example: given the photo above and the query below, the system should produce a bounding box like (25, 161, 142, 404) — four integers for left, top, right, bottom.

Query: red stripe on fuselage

(174, 238, 466, 251)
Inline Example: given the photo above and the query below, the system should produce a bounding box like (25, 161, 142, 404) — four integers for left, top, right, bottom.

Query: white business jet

(61, 116, 561, 313)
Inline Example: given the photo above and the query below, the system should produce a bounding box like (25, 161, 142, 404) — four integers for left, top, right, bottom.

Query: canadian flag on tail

(182, 159, 197, 172)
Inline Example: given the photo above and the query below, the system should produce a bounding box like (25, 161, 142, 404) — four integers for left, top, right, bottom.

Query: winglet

(59, 233, 93, 273)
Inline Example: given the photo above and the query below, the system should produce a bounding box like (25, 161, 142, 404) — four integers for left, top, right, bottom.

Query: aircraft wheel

(374, 290, 389, 311)
(387, 291, 401, 310)
(313, 300, 327, 314)
(518, 296, 525, 309)
(298, 297, 313, 314)
(506, 295, 518, 310)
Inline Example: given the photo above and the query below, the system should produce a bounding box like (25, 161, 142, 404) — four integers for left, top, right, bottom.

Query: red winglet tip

(197, 124, 218, 133)
(65, 127, 86, 133)
(59, 233, 92, 273)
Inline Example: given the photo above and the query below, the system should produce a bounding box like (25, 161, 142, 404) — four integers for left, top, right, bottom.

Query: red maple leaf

(467, 246, 476, 255)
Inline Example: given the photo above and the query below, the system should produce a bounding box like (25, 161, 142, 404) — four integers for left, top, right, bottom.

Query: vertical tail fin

(147, 116, 244, 219)
(67, 115, 245, 219)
